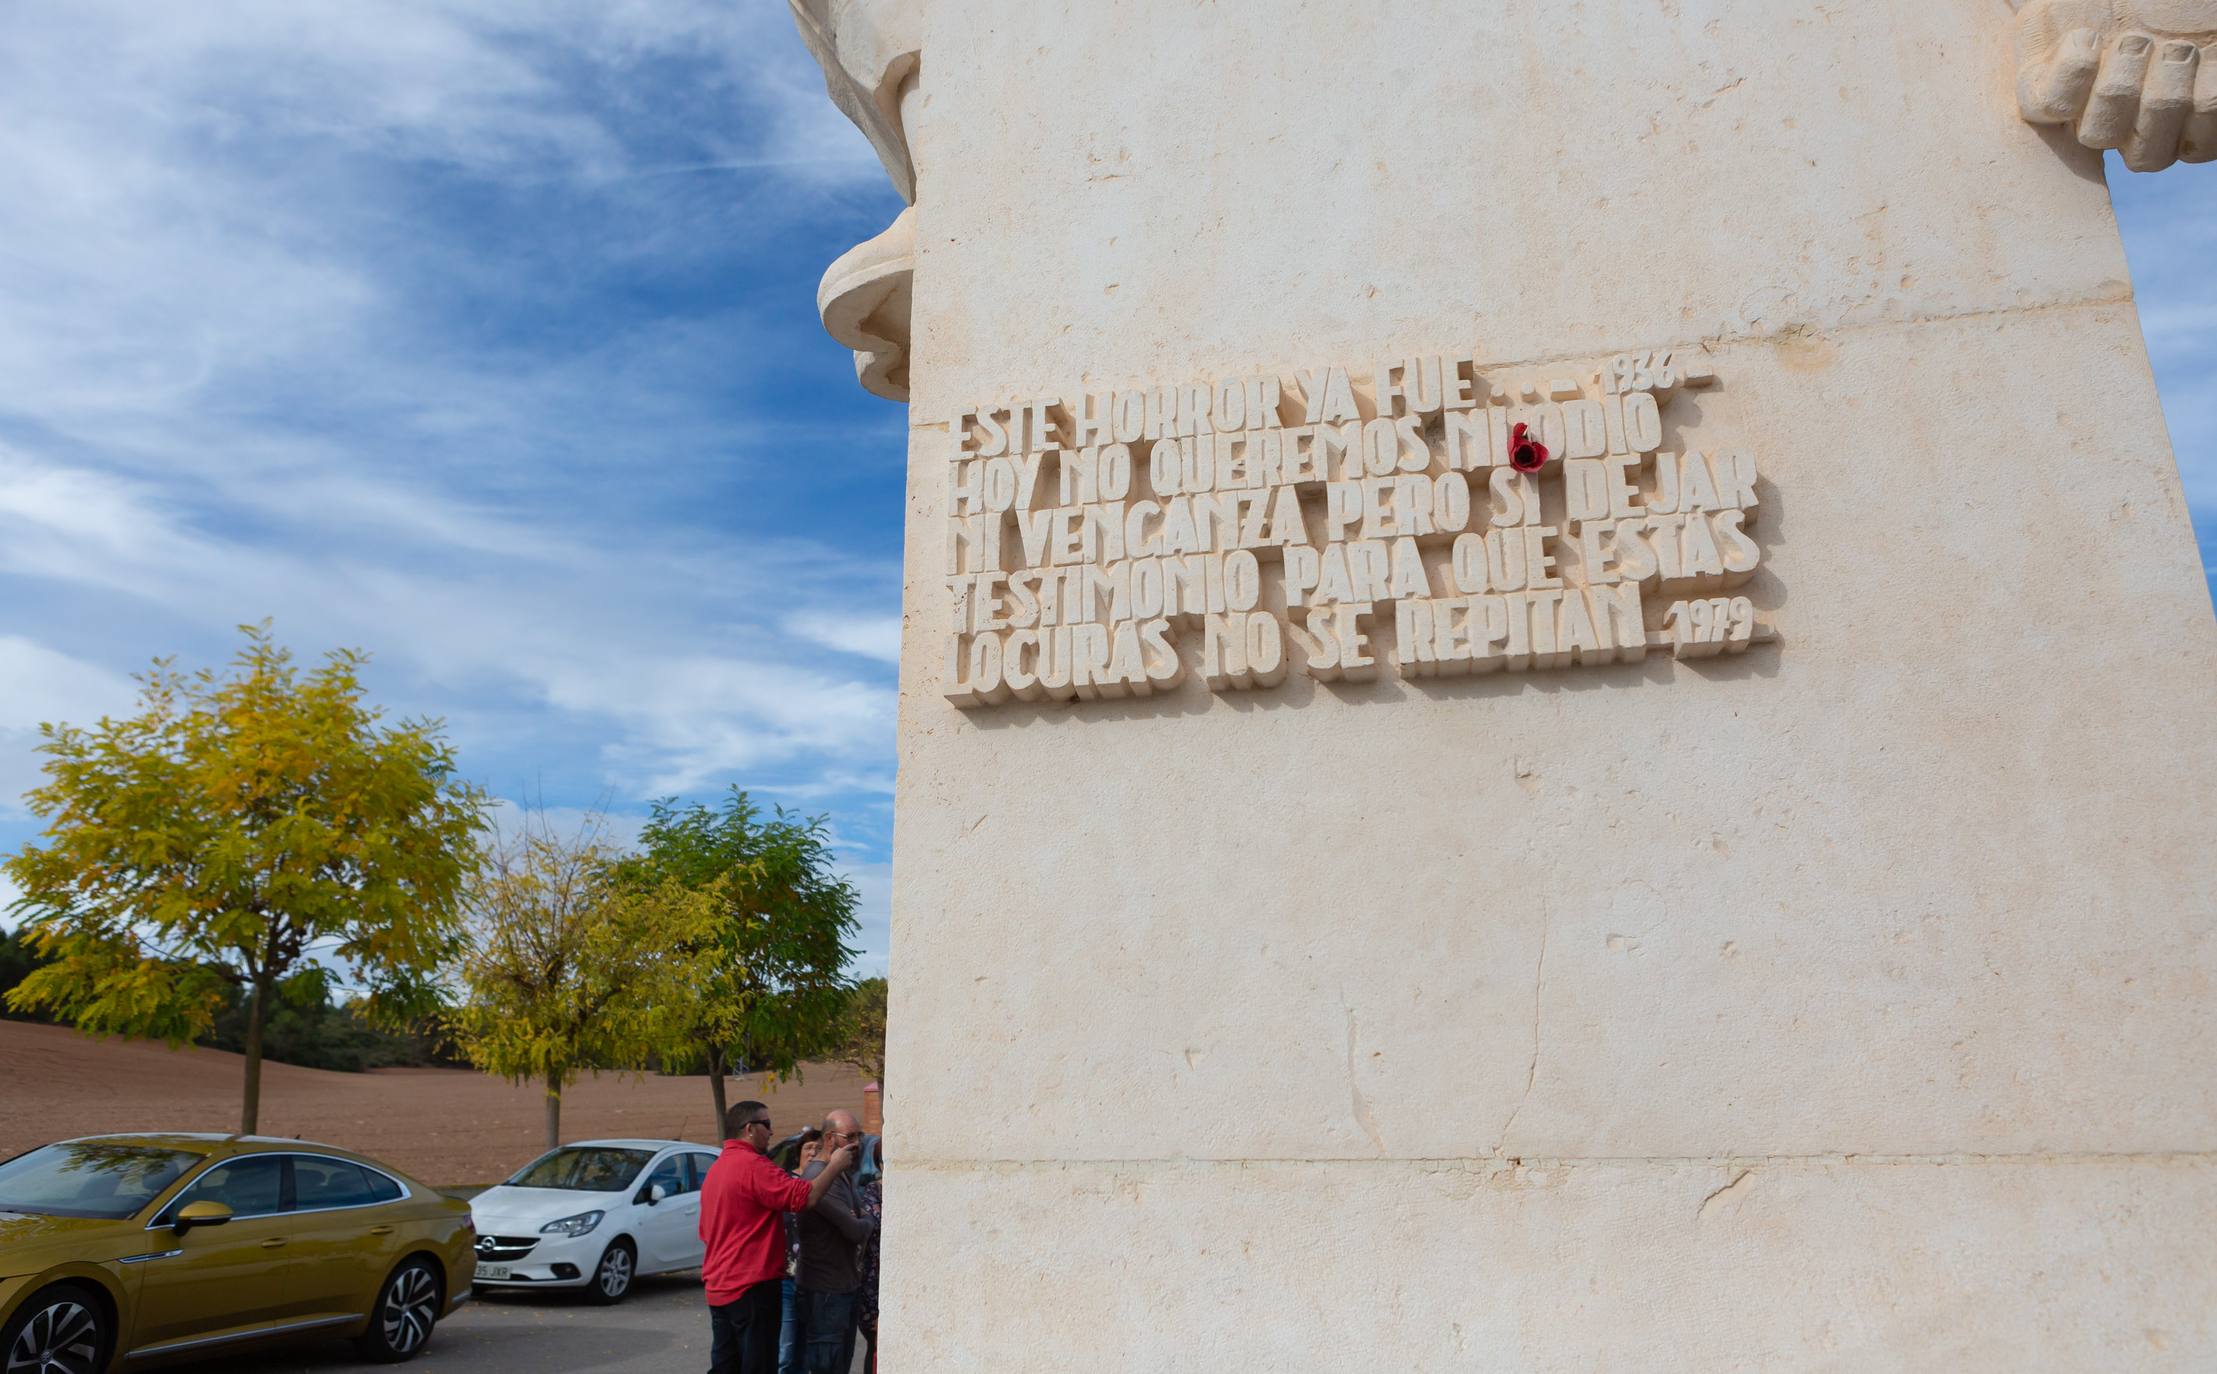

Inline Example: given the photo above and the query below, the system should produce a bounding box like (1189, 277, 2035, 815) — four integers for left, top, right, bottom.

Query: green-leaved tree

(3, 625, 487, 1131)
(447, 814, 712, 1147)
(832, 976, 887, 1087)
(626, 790, 859, 1127)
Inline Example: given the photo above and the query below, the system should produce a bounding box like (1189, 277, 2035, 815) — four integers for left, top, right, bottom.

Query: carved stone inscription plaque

(943, 349, 1772, 707)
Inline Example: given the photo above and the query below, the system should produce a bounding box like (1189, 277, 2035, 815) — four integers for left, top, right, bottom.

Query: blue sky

(0, 4, 2210, 980)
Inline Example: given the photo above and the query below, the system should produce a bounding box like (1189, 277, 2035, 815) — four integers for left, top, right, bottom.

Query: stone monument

(791, 0, 2217, 1366)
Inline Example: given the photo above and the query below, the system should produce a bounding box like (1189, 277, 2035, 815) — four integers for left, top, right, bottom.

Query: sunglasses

(745, 1118, 771, 1131)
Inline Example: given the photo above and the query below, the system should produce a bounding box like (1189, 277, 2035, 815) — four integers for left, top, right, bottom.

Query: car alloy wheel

(378, 1262, 440, 1357)
(5, 1293, 103, 1374)
(589, 1241, 634, 1304)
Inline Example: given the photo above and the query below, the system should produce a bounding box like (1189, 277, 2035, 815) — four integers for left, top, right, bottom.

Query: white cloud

(0, 637, 141, 733)
(784, 612, 903, 664)
(540, 654, 894, 795)
(756, 770, 898, 803)
(481, 798, 649, 854)
(0, 639, 144, 818)
(0, 438, 899, 805)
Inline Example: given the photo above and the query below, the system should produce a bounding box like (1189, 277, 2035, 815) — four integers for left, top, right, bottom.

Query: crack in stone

(1495, 899, 1551, 1155)
(1342, 989, 1384, 1154)
(1698, 1167, 1754, 1219)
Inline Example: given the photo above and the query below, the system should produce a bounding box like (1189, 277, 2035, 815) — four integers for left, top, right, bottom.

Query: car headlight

(539, 1210, 604, 1238)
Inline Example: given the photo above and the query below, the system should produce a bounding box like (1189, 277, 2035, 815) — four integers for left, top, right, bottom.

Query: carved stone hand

(2016, 0, 2217, 170)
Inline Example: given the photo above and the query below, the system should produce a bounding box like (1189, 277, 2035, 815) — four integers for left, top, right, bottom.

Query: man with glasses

(793, 1110, 877, 1374)
(701, 1101, 856, 1374)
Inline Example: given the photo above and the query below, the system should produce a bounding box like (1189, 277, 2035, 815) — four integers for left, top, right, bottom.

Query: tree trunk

(544, 1070, 563, 1149)
(240, 973, 270, 1134)
(706, 1045, 729, 1136)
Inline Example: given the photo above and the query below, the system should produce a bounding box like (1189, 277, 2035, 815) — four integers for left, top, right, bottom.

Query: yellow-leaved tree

(446, 813, 713, 1148)
(3, 625, 488, 1132)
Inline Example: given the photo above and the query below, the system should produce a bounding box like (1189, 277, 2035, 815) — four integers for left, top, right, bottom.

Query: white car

(468, 1138, 722, 1303)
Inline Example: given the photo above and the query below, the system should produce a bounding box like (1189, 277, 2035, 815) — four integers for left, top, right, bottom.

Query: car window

(685, 1153, 718, 1192)
(294, 1157, 377, 1210)
(176, 1155, 285, 1219)
(363, 1169, 404, 1203)
(0, 1143, 203, 1220)
(641, 1154, 686, 1200)
(504, 1146, 656, 1192)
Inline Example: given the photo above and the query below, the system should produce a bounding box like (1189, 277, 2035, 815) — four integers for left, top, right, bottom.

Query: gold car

(0, 1133, 474, 1371)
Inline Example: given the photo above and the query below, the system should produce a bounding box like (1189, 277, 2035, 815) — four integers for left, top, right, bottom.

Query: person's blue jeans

(777, 1278, 800, 1374)
(796, 1288, 858, 1374)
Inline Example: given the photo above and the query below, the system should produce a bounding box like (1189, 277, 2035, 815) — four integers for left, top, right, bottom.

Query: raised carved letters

(941, 349, 1775, 708)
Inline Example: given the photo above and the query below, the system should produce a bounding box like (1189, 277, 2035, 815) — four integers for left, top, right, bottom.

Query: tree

(831, 976, 887, 1086)
(3, 626, 486, 1131)
(625, 790, 859, 1128)
(0, 924, 56, 1023)
(199, 976, 447, 1073)
(447, 814, 712, 1148)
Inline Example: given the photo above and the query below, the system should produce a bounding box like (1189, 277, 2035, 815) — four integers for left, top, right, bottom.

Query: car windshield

(504, 1147, 656, 1192)
(0, 1142, 203, 1219)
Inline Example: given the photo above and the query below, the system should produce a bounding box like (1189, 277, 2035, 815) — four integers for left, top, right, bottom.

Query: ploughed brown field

(0, 1019, 872, 1185)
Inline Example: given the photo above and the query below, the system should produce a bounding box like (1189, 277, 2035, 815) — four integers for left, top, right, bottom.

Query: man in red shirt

(700, 1100, 856, 1373)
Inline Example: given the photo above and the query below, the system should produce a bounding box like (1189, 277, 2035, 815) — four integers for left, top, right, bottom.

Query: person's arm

(752, 1150, 831, 1212)
(804, 1145, 856, 1209)
(811, 1174, 877, 1243)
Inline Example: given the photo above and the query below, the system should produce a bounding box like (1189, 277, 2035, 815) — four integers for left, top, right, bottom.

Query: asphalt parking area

(157, 1272, 716, 1374)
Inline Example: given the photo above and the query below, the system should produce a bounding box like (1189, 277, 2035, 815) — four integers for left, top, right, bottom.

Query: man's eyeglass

(746, 1118, 771, 1131)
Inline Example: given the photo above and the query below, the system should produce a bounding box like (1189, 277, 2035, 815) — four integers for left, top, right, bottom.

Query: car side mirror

(174, 1200, 234, 1232)
(646, 1183, 670, 1205)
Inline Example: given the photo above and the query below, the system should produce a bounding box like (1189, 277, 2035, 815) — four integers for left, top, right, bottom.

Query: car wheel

(356, 1257, 442, 1363)
(2, 1285, 109, 1374)
(583, 1239, 635, 1305)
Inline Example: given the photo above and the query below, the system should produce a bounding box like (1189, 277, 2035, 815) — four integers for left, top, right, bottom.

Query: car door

(629, 1151, 697, 1273)
(127, 1154, 296, 1354)
(678, 1151, 719, 1268)
(285, 1154, 407, 1323)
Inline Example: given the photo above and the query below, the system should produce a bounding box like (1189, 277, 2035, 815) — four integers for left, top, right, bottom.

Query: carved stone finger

(2182, 44, 2217, 162)
(2020, 25, 2105, 123)
(2122, 40, 2201, 169)
(2079, 32, 2158, 148)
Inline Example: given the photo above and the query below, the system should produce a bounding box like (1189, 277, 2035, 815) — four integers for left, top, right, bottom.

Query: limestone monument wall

(795, 0, 2217, 1367)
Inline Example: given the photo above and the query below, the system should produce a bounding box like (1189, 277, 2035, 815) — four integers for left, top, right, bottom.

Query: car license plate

(475, 1264, 511, 1280)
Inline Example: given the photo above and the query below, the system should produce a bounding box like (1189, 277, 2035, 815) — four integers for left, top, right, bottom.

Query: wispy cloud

(784, 612, 904, 664)
(0, 637, 140, 732)
(0, 637, 143, 820)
